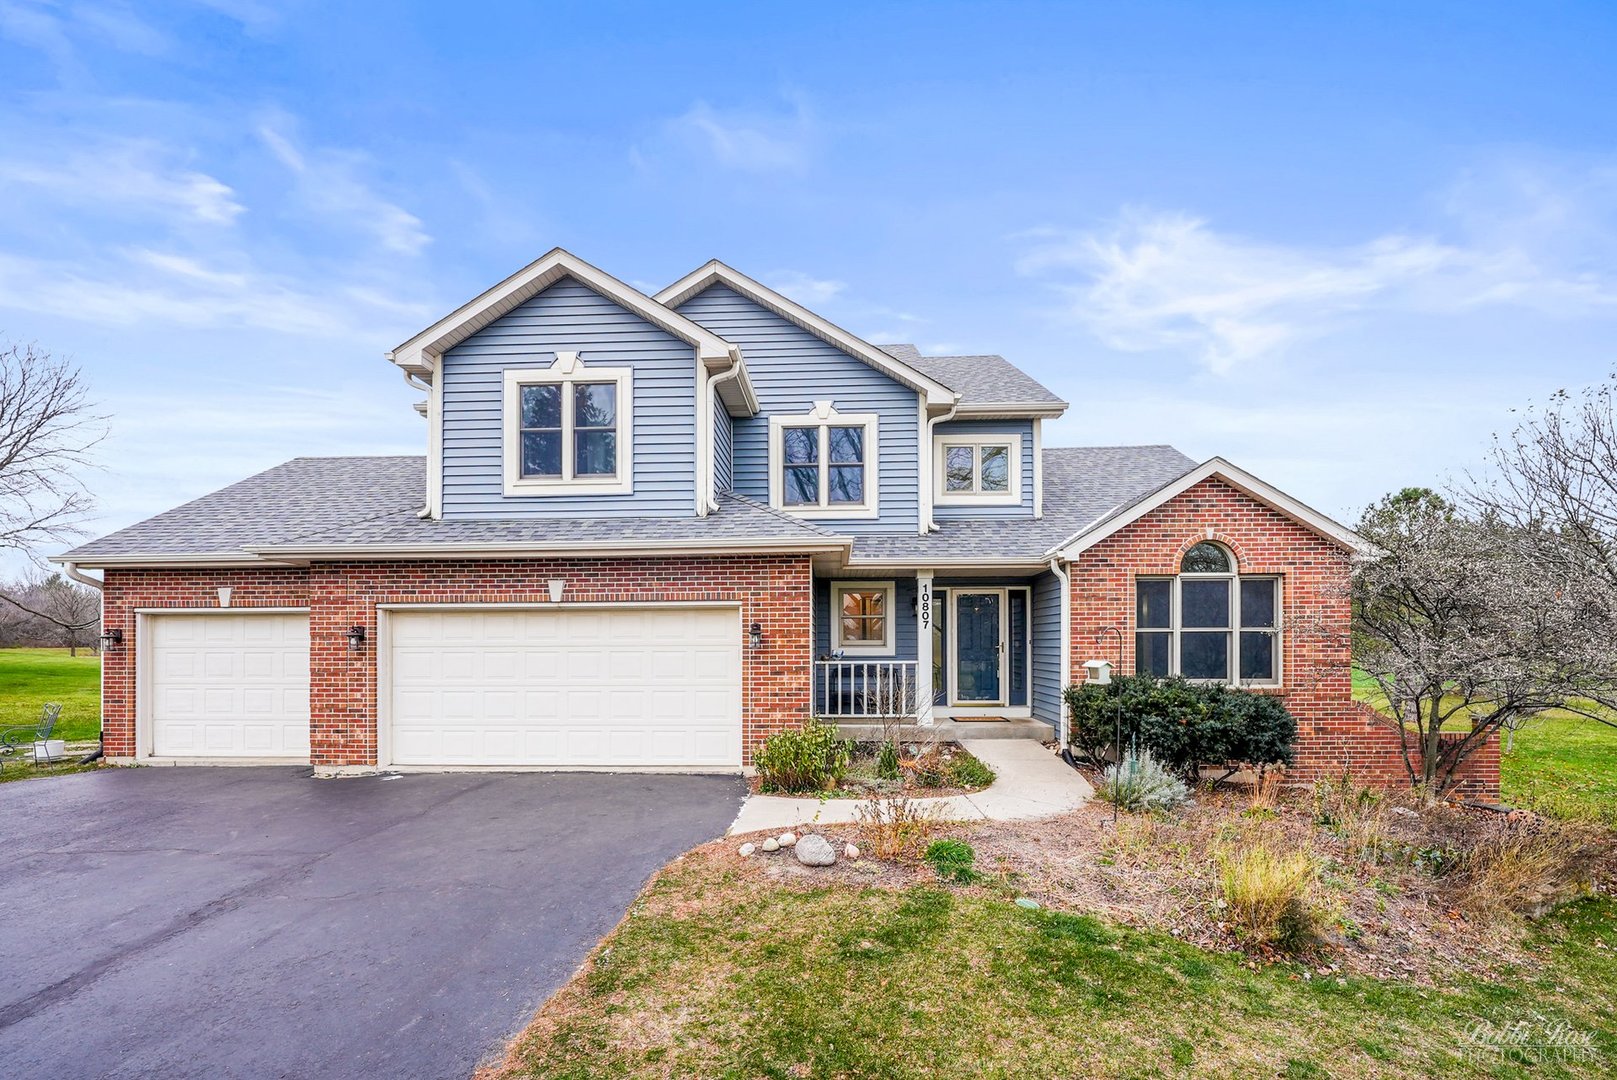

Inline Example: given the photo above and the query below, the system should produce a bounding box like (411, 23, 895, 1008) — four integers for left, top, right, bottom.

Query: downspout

(406, 369, 434, 517)
(1048, 556, 1071, 748)
(923, 399, 960, 532)
(63, 561, 107, 764)
(705, 349, 747, 513)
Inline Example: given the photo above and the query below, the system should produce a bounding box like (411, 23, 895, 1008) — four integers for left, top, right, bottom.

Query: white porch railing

(814, 659, 921, 719)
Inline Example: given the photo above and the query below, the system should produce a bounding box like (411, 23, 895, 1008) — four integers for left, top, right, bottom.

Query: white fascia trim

(387, 248, 735, 372)
(932, 432, 1023, 507)
(50, 553, 301, 570)
(245, 537, 853, 560)
(1032, 419, 1044, 519)
(952, 402, 1069, 419)
(843, 557, 1052, 572)
(767, 405, 881, 521)
(1050, 457, 1370, 559)
(655, 261, 959, 404)
(501, 358, 635, 497)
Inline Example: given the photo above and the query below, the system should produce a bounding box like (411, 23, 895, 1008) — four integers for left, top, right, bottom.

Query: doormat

(951, 715, 1009, 722)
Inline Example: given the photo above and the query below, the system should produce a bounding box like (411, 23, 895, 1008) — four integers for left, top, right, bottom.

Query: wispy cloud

(258, 119, 431, 256)
(1019, 170, 1617, 374)
(0, 247, 431, 340)
(765, 270, 845, 304)
(0, 140, 244, 225)
(645, 97, 816, 173)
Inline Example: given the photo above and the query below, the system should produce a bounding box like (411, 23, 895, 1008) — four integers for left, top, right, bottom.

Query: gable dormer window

(933, 434, 1022, 506)
(502, 352, 634, 496)
(768, 402, 879, 519)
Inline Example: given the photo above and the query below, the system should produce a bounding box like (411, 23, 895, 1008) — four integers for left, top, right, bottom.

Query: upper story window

(768, 402, 879, 519)
(502, 352, 633, 497)
(934, 434, 1022, 506)
(1135, 542, 1280, 685)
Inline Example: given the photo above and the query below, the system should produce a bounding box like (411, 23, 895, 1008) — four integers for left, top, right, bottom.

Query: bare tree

(1476, 374, 1617, 589)
(1353, 488, 1617, 798)
(0, 340, 104, 553)
(0, 571, 100, 653)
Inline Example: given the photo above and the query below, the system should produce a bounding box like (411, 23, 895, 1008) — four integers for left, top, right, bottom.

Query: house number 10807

(919, 583, 931, 631)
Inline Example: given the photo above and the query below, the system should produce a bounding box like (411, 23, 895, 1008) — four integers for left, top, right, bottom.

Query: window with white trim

(769, 405, 879, 518)
(831, 581, 894, 655)
(934, 434, 1021, 505)
(1135, 542, 1280, 685)
(502, 353, 633, 496)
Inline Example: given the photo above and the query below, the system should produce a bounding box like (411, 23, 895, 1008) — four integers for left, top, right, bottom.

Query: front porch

(811, 571, 1064, 735)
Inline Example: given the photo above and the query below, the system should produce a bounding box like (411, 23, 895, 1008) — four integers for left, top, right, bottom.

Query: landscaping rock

(761, 837, 780, 852)
(844, 843, 861, 860)
(778, 831, 797, 847)
(794, 834, 836, 867)
(738, 843, 756, 857)
(1014, 897, 1040, 910)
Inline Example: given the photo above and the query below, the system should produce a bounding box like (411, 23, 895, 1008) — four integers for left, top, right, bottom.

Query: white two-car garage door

(146, 612, 311, 759)
(385, 606, 742, 769)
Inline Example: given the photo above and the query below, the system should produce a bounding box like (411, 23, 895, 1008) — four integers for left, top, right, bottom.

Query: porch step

(834, 717, 1054, 743)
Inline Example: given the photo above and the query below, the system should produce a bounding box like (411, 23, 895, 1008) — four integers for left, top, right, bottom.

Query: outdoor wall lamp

(748, 622, 763, 649)
(345, 626, 367, 653)
(99, 628, 123, 650)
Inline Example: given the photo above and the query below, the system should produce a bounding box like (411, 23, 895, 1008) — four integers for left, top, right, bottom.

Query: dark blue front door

(955, 592, 1002, 703)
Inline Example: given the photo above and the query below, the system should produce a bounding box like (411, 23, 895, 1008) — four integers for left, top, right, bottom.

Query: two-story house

(60, 248, 1473, 790)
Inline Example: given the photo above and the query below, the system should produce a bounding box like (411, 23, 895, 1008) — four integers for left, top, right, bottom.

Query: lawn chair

(1, 702, 63, 772)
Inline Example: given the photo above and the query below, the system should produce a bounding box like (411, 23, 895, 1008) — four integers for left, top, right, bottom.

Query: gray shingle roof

(60, 446, 1197, 565)
(59, 457, 842, 561)
(879, 344, 1065, 408)
(848, 444, 1197, 562)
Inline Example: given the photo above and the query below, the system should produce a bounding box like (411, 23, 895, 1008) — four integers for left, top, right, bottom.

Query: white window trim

(768, 402, 880, 520)
(502, 352, 634, 497)
(1135, 561, 1283, 687)
(933, 433, 1022, 506)
(830, 580, 895, 656)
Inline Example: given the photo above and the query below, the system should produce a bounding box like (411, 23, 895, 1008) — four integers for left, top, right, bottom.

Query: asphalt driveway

(0, 766, 746, 1079)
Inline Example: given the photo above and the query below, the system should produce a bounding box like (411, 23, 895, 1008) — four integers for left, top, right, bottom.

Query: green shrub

(755, 719, 851, 793)
(945, 750, 995, 790)
(1064, 674, 1298, 780)
(876, 740, 901, 780)
(924, 838, 979, 884)
(1097, 748, 1191, 812)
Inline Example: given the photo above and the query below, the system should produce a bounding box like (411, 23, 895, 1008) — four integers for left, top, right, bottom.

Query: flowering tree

(1352, 488, 1617, 796)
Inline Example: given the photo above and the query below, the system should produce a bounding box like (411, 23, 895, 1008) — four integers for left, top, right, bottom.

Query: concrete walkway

(728, 739, 1092, 834)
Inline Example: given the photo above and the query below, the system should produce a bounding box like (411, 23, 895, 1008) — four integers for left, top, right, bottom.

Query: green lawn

(0, 647, 101, 742)
(1353, 668, 1616, 824)
(489, 854, 1617, 1079)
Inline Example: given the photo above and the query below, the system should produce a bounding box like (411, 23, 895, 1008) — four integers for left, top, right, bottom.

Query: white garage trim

(135, 609, 312, 765)
(376, 602, 745, 773)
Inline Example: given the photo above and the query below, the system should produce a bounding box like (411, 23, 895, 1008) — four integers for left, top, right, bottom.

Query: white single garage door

(386, 606, 742, 769)
(147, 612, 311, 759)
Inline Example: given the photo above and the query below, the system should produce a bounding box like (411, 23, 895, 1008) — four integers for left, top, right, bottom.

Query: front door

(954, 591, 1003, 704)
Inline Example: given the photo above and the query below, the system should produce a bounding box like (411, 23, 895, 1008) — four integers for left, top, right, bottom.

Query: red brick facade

(1068, 477, 1500, 798)
(96, 482, 1499, 797)
(99, 556, 814, 769)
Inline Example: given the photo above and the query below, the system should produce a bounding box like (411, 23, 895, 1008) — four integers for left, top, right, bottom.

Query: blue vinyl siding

(932, 418, 1036, 520)
(814, 577, 919, 660)
(1032, 569, 1064, 726)
(439, 277, 697, 518)
(676, 285, 921, 534)
(714, 407, 734, 493)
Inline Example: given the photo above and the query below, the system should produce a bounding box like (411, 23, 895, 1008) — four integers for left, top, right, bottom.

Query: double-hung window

(502, 353, 633, 496)
(770, 407, 879, 518)
(1135, 542, 1280, 685)
(934, 434, 1021, 506)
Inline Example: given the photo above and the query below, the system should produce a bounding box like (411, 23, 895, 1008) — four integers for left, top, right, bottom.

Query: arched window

(1135, 542, 1280, 685)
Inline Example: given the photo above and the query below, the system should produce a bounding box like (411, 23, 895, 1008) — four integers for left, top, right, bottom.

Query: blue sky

(4, 0, 1617, 563)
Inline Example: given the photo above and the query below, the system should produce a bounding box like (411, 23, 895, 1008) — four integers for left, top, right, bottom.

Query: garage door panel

(388, 606, 741, 768)
(149, 613, 310, 759)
